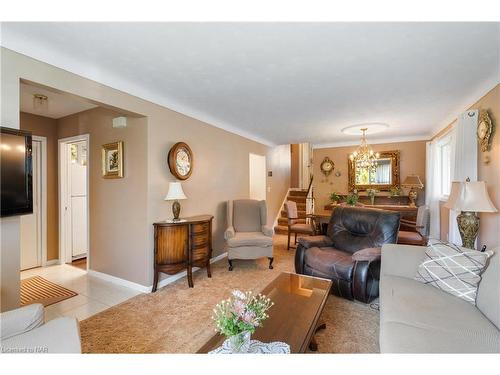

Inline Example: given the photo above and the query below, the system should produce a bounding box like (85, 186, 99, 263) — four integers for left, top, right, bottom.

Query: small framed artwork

(102, 141, 123, 179)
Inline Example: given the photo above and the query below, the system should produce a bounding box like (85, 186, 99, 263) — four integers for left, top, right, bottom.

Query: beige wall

(436, 84, 499, 248)
(20, 112, 59, 261)
(1, 48, 290, 306)
(313, 140, 427, 209)
(58, 108, 149, 284)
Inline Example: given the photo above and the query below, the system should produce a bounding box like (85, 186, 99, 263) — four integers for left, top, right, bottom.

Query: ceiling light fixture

(33, 93, 48, 112)
(349, 128, 380, 171)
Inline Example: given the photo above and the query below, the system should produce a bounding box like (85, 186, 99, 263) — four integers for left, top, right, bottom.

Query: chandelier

(349, 128, 380, 171)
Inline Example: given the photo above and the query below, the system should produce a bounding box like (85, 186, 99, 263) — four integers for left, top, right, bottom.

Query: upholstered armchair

(397, 205, 430, 246)
(0, 303, 81, 353)
(295, 206, 401, 303)
(225, 199, 274, 270)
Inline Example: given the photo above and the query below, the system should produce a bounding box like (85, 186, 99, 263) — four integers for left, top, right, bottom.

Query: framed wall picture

(102, 141, 123, 179)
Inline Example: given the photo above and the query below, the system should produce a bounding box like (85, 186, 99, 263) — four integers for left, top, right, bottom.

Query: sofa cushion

(380, 320, 500, 353)
(476, 251, 500, 330)
(232, 199, 262, 232)
(415, 240, 493, 304)
(381, 275, 498, 332)
(304, 247, 355, 281)
(227, 232, 273, 248)
(1, 317, 81, 353)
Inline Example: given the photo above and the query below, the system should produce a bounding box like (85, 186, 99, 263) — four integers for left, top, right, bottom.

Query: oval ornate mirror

(348, 150, 400, 191)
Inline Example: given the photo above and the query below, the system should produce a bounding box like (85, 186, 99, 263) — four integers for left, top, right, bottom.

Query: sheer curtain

(448, 110, 478, 245)
(426, 140, 440, 239)
(376, 163, 390, 184)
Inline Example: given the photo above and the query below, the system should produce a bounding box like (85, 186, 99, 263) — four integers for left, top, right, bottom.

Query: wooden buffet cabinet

(153, 215, 214, 291)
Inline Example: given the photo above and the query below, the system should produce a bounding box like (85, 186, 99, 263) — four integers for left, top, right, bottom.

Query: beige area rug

(80, 235, 379, 353)
(21, 276, 78, 307)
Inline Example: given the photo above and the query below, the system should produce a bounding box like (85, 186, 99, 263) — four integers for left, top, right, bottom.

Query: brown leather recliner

(295, 206, 401, 303)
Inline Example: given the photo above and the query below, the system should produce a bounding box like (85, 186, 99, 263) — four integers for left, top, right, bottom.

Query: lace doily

(208, 339, 290, 354)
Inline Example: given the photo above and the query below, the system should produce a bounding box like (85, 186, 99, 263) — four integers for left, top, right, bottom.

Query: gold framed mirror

(348, 150, 400, 191)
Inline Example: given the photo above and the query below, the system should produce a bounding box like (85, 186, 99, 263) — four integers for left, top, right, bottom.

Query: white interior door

(69, 141, 88, 259)
(20, 140, 41, 270)
(249, 153, 267, 201)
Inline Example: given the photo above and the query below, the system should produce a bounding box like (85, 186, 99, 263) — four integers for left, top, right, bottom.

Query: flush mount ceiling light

(341, 123, 389, 135)
(33, 93, 48, 112)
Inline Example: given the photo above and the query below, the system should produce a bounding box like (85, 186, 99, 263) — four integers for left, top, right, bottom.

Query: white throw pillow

(415, 240, 493, 304)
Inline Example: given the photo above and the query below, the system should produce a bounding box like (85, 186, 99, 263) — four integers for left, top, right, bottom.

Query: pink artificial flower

(242, 311, 256, 325)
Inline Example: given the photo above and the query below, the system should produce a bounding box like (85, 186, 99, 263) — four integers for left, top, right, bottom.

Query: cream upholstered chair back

(416, 205, 430, 237)
(227, 199, 267, 232)
(285, 200, 299, 225)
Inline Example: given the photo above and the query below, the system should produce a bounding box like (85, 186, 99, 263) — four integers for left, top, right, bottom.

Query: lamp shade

(164, 182, 187, 201)
(402, 175, 424, 188)
(445, 181, 497, 212)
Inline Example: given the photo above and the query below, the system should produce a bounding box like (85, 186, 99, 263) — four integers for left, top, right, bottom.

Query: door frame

(20, 136, 48, 269)
(58, 134, 90, 271)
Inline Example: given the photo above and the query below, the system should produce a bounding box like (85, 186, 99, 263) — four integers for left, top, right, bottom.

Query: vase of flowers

(212, 290, 274, 353)
(366, 188, 379, 205)
(345, 192, 359, 206)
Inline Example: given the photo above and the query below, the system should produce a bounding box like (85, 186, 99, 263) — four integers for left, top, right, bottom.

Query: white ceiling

(20, 82, 97, 119)
(3, 23, 499, 146)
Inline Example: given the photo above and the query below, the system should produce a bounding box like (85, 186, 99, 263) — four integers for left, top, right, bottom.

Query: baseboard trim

(44, 259, 59, 266)
(154, 252, 228, 291)
(88, 270, 151, 293)
(87, 252, 229, 294)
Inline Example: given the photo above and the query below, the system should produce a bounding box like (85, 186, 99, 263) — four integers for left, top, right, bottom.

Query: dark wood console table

(153, 215, 213, 291)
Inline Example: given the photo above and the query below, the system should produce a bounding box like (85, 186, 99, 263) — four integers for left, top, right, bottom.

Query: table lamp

(164, 182, 187, 221)
(402, 175, 424, 207)
(445, 180, 497, 249)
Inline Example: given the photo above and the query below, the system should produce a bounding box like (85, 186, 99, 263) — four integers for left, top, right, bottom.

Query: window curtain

(448, 109, 478, 245)
(376, 163, 390, 184)
(426, 140, 440, 239)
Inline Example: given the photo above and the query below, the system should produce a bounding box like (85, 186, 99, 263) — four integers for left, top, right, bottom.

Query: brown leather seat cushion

(397, 231, 424, 245)
(290, 223, 314, 234)
(304, 247, 355, 281)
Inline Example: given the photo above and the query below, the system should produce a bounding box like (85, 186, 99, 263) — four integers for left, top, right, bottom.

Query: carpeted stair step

(288, 190, 308, 197)
(286, 196, 307, 203)
(273, 225, 289, 235)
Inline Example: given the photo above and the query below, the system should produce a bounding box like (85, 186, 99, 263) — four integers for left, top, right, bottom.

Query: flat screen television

(1, 127, 33, 217)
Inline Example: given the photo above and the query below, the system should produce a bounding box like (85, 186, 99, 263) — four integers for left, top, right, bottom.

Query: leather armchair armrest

(262, 225, 274, 237)
(352, 247, 381, 262)
(297, 235, 333, 249)
(224, 226, 236, 240)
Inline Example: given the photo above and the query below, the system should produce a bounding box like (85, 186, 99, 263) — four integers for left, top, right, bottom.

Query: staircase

(274, 190, 308, 235)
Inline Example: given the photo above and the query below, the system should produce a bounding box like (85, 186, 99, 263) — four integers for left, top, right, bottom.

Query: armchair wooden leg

(268, 257, 274, 269)
(228, 259, 233, 271)
(294, 232, 297, 244)
(287, 231, 291, 250)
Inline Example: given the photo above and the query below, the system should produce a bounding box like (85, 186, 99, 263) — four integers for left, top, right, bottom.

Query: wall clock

(477, 111, 493, 152)
(320, 157, 335, 177)
(168, 142, 193, 180)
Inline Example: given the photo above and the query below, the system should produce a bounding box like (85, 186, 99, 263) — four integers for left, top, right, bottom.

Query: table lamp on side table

(402, 175, 424, 207)
(445, 180, 497, 249)
(164, 182, 187, 221)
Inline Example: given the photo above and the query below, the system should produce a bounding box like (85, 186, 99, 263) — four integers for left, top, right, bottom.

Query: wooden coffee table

(197, 272, 332, 353)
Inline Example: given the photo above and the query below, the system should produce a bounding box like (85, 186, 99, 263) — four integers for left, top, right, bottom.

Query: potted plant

(329, 192, 342, 204)
(345, 193, 359, 206)
(212, 290, 274, 353)
(366, 188, 379, 205)
(389, 186, 402, 198)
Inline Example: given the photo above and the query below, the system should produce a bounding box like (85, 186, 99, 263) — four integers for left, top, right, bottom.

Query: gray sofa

(380, 244, 500, 353)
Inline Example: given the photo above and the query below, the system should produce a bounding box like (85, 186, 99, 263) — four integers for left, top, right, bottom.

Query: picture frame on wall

(102, 141, 123, 179)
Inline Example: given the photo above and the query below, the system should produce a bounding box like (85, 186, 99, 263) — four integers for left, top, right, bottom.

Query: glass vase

(370, 195, 375, 205)
(228, 331, 251, 353)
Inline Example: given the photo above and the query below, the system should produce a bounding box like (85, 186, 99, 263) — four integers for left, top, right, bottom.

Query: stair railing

(305, 175, 314, 218)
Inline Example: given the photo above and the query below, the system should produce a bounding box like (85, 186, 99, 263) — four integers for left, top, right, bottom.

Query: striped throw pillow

(415, 240, 493, 304)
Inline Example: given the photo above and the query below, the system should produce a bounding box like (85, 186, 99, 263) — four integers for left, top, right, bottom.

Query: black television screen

(1, 127, 33, 217)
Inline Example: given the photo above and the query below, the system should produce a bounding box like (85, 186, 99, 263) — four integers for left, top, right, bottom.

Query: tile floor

(20, 264, 142, 322)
